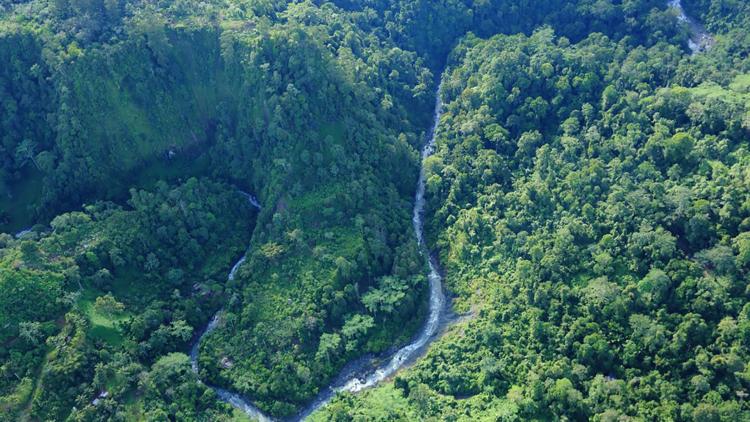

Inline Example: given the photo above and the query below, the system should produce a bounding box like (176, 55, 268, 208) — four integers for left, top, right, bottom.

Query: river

(668, 0, 715, 54)
(189, 191, 272, 422)
(189, 79, 449, 421)
(15, 228, 32, 238)
(296, 79, 449, 420)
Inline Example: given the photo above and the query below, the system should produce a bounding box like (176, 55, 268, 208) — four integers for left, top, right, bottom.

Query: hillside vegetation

(1, 0, 749, 420)
(313, 5, 750, 421)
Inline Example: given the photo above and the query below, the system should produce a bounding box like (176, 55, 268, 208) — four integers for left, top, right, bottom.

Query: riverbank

(189, 79, 451, 421)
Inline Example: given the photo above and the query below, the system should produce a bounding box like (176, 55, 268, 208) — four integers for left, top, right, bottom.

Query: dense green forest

(1, 0, 749, 420)
(313, 1, 750, 421)
(1, 178, 256, 420)
(2, 0, 437, 418)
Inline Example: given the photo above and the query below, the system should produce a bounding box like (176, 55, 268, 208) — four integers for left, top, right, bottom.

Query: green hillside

(1, 0, 749, 420)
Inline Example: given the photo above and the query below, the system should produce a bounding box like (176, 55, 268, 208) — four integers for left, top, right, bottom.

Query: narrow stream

(668, 0, 715, 54)
(189, 191, 271, 422)
(15, 228, 32, 238)
(189, 79, 449, 421)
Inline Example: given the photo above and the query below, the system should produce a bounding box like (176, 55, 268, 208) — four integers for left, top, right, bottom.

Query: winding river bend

(189, 80, 449, 421)
(189, 191, 272, 422)
(297, 79, 448, 420)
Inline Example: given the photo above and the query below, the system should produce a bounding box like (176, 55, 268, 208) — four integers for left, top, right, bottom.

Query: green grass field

(686, 73, 750, 107)
(77, 289, 131, 346)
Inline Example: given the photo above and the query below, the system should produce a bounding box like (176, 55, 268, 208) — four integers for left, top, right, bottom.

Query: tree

(577, 333, 614, 373)
(94, 293, 125, 317)
(146, 320, 193, 355)
(131, 8, 172, 67)
(637, 268, 671, 307)
(663, 132, 694, 165)
(695, 245, 735, 274)
(315, 333, 342, 364)
(18, 321, 43, 345)
(15, 139, 39, 169)
(144, 253, 160, 272)
(35, 151, 56, 173)
(92, 268, 113, 289)
(734, 232, 750, 268)
(341, 314, 374, 352)
(547, 378, 584, 416)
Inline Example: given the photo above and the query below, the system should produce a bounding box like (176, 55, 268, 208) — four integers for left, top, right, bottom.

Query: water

(189, 191, 271, 422)
(189, 80, 449, 421)
(668, 0, 715, 54)
(15, 228, 32, 238)
(239, 191, 262, 209)
(334, 79, 448, 393)
(228, 256, 247, 281)
(189, 313, 221, 373)
(296, 79, 448, 420)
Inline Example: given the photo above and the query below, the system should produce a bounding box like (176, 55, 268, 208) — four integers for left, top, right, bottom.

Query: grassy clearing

(687, 73, 750, 107)
(75, 263, 172, 346)
(77, 289, 130, 346)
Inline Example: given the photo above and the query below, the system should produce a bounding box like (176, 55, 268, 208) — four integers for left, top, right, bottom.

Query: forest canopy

(1, 0, 749, 420)
(314, 3, 750, 421)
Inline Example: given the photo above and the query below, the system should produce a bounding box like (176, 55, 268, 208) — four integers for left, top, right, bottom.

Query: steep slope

(2, 0, 746, 420)
(1, 1, 436, 419)
(312, 12, 750, 421)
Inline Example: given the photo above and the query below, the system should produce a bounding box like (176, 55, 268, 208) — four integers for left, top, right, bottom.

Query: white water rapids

(296, 79, 448, 420)
(189, 80, 448, 421)
(333, 80, 447, 394)
(668, 0, 715, 54)
(14, 228, 32, 238)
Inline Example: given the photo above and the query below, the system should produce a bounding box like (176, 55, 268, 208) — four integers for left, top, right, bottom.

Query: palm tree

(15, 139, 40, 170)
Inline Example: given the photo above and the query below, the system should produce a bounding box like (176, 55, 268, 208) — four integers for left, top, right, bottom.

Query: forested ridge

(1, 0, 749, 420)
(313, 1, 750, 421)
(2, 0, 438, 418)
